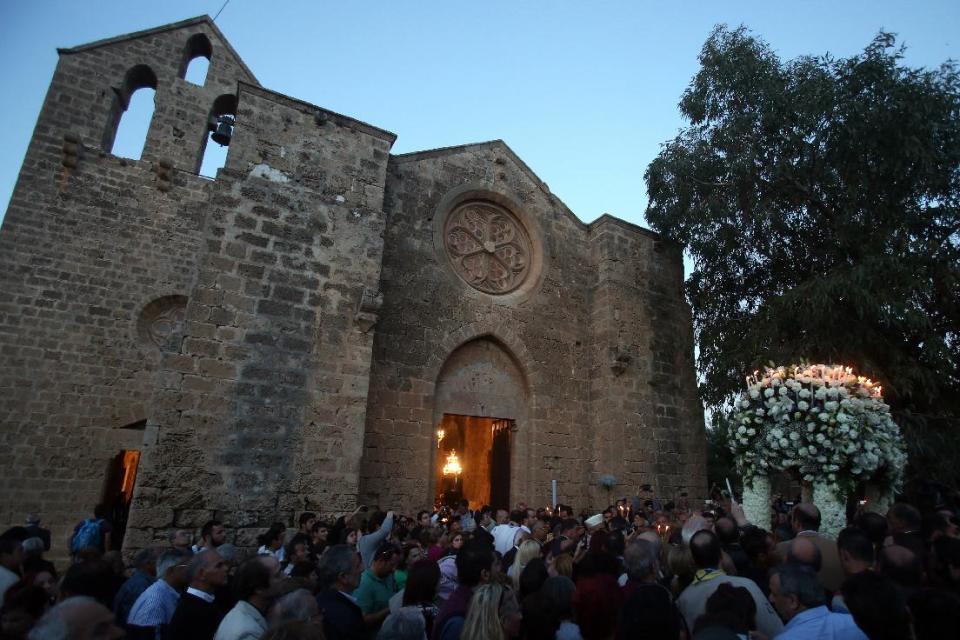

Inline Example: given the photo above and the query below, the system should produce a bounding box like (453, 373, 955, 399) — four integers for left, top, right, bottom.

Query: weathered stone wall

(360, 143, 597, 513)
(1, 18, 706, 559)
(0, 18, 255, 561)
(586, 218, 707, 506)
(122, 83, 395, 552)
(359, 143, 706, 514)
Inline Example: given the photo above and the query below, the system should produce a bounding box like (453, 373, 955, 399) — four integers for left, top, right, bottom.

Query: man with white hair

(268, 588, 319, 626)
(28, 596, 124, 640)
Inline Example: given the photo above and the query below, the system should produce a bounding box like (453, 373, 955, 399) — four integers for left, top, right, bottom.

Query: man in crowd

(298, 512, 317, 538)
(549, 519, 583, 558)
(492, 510, 523, 556)
(456, 501, 477, 533)
(355, 542, 400, 633)
(113, 547, 159, 628)
(620, 538, 684, 638)
(777, 503, 844, 592)
(126, 548, 191, 636)
(716, 516, 750, 575)
(886, 503, 924, 555)
(677, 530, 783, 638)
(315, 544, 365, 640)
(358, 510, 395, 568)
(433, 539, 497, 640)
(193, 520, 227, 553)
(740, 526, 777, 596)
(30, 596, 125, 639)
(769, 564, 867, 639)
(831, 527, 876, 613)
(168, 549, 230, 640)
(0, 532, 23, 607)
(214, 556, 279, 640)
(23, 515, 51, 551)
(70, 505, 113, 556)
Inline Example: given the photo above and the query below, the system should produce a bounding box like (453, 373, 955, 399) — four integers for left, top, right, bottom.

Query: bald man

(776, 503, 844, 592)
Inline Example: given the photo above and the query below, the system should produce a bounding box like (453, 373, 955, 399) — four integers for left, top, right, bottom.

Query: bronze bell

(210, 115, 235, 146)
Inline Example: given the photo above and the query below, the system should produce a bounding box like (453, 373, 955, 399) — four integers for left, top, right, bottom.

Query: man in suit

(776, 503, 844, 593)
(168, 549, 229, 640)
(316, 544, 365, 640)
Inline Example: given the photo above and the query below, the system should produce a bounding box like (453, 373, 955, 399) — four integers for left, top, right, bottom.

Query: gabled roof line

(393, 139, 583, 226)
(238, 82, 397, 145)
(588, 214, 664, 242)
(392, 139, 662, 240)
(57, 15, 259, 84)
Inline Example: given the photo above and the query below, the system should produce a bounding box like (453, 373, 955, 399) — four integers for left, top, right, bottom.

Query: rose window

(443, 202, 532, 294)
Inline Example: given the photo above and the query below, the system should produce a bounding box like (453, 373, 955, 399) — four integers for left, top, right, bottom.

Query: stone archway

(432, 337, 529, 509)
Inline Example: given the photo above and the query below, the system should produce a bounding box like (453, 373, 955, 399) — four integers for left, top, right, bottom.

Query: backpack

(71, 518, 103, 552)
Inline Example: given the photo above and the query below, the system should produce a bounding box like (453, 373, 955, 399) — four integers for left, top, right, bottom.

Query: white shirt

(214, 600, 267, 640)
(186, 587, 215, 603)
(492, 523, 520, 555)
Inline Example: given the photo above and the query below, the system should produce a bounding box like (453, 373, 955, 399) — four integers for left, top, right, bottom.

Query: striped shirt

(127, 579, 180, 627)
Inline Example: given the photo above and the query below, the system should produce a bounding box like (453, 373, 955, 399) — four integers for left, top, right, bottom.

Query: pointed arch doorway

(432, 338, 529, 510)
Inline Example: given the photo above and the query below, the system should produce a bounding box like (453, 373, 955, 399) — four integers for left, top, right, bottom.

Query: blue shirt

(114, 570, 157, 627)
(776, 606, 868, 640)
(127, 579, 180, 627)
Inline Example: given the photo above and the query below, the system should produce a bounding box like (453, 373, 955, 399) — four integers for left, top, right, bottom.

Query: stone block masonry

(0, 15, 705, 561)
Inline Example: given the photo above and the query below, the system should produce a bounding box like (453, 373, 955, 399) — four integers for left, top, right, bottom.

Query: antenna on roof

(213, 0, 231, 21)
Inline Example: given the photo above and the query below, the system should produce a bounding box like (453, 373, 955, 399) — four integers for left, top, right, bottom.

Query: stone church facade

(0, 17, 705, 555)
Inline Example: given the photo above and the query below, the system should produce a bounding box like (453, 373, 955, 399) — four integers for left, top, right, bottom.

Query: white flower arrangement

(814, 482, 847, 537)
(742, 475, 772, 529)
(728, 364, 907, 498)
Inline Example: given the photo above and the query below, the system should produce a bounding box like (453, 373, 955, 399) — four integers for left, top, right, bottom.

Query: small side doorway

(102, 450, 141, 549)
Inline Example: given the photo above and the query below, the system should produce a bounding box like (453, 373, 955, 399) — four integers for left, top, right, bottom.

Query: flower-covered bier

(728, 364, 906, 497)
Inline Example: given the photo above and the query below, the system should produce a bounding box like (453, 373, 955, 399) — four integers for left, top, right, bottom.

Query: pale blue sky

(0, 1, 957, 231)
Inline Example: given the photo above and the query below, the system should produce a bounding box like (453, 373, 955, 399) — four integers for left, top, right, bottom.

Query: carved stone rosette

(443, 202, 532, 294)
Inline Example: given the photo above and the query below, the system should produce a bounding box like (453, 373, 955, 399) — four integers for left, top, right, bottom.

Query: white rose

(749, 389, 760, 399)
(797, 400, 809, 411)
(764, 388, 775, 398)
(741, 400, 750, 409)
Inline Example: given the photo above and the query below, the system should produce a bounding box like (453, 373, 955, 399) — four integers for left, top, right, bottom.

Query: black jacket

(316, 589, 365, 640)
(167, 591, 226, 640)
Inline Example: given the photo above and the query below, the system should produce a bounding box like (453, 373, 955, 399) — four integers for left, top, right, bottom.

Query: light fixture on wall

(442, 450, 462, 477)
(436, 429, 445, 449)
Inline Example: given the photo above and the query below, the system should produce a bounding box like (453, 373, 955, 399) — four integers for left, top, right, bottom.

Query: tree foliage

(645, 27, 960, 487)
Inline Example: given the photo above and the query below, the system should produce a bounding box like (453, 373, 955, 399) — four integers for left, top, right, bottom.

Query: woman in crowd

(394, 542, 424, 592)
(460, 582, 522, 640)
(510, 540, 542, 586)
(397, 559, 442, 637)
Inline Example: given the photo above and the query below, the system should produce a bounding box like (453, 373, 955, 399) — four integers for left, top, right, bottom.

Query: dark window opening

(180, 33, 213, 86)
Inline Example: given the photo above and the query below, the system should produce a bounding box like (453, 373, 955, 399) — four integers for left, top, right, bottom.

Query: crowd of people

(1, 487, 959, 640)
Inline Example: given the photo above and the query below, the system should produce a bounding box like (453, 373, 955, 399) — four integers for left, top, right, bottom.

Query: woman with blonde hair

(459, 582, 522, 640)
(508, 540, 541, 588)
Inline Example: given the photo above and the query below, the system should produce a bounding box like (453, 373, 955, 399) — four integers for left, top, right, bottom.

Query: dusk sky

(1, 1, 957, 233)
